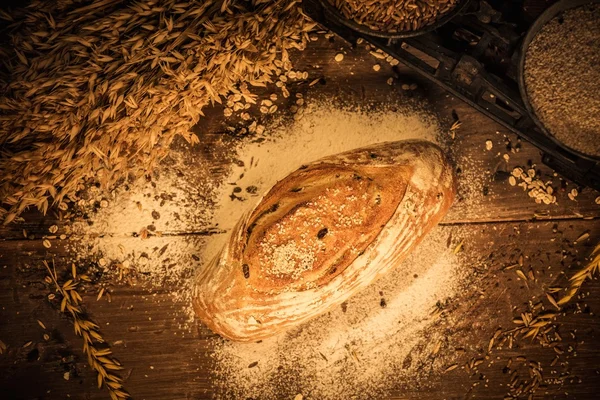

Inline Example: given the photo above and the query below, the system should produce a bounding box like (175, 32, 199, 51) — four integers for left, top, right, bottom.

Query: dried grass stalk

(0, 0, 316, 224)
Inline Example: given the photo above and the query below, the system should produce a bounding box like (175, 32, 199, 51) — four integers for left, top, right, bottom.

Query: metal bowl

(517, 0, 600, 161)
(317, 0, 471, 39)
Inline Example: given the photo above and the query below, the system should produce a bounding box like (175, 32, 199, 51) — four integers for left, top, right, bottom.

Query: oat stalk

(43, 260, 129, 400)
(0, 0, 317, 224)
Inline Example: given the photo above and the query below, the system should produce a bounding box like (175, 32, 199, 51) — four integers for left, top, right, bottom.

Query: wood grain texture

(1, 220, 599, 399)
(1, 8, 600, 400)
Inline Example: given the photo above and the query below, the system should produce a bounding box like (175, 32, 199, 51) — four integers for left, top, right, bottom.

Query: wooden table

(1, 8, 600, 400)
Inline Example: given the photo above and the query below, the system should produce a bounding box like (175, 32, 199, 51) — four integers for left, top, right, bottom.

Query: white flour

(69, 99, 471, 398)
(211, 226, 466, 400)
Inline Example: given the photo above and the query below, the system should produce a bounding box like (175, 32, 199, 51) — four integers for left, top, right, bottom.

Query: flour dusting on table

(68, 99, 472, 397)
(211, 226, 467, 399)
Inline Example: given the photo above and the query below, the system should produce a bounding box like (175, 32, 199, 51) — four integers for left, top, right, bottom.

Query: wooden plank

(1, 219, 600, 399)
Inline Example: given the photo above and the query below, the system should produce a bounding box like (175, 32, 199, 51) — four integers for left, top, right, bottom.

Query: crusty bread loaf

(193, 140, 456, 341)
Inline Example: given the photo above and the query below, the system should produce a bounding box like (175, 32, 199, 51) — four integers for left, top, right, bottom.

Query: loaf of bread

(193, 140, 456, 341)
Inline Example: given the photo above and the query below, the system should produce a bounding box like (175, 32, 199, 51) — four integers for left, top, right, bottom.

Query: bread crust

(193, 140, 456, 341)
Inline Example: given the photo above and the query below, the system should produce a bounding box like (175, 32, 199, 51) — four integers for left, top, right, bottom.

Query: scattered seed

(547, 293, 560, 310)
(453, 240, 463, 254)
(516, 269, 528, 281)
(575, 231, 589, 244)
(444, 363, 458, 372)
(43, 240, 51, 249)
(334, 53, 344, 62)
(369, 50, 386, 60)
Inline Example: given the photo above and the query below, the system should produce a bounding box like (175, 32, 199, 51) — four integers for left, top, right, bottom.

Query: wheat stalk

(557, 242, 600, 306)
(43, 260, 129, 400)
(508, 242, 600, 342)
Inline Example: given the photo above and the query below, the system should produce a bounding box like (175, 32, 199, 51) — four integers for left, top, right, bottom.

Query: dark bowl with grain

(318, 0, 471, 39)
(518, 0, 600, 160)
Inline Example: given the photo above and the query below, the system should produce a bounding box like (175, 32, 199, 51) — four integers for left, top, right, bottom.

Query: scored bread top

(193, 140, 455, 341)
(241, 163, 408, 292)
